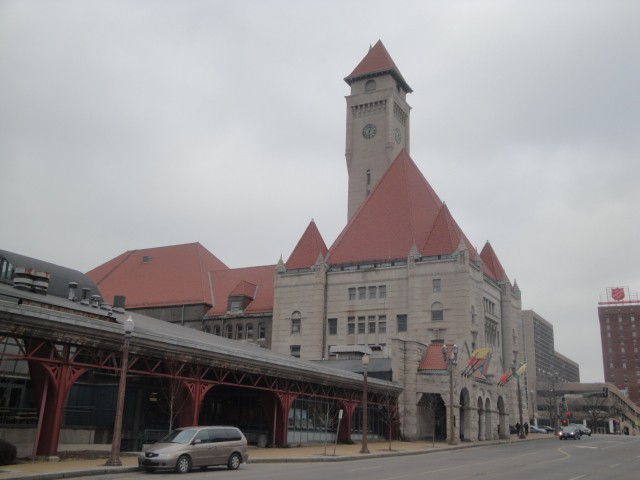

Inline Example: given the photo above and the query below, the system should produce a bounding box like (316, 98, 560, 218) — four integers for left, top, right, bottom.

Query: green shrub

(0, 439, 17, 465)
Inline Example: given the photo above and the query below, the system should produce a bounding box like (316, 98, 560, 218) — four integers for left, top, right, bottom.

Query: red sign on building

(611, 287, 625, 301)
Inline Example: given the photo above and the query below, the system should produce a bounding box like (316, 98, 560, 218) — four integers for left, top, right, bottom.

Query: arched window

(291, 311, 301, 334)
(366, 169, 371, 195)
(431, 302, 443, 321)
(236, 323, 243, 339)
(365, 79, 376, 91)
(225, 324, 233, 339)
(247, 323, 254, 339)
(258, 322, 266, 339)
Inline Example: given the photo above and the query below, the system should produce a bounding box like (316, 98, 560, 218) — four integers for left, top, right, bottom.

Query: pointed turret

(480, 241, 509, 283)
(345, 40, 412, 93)
(421, 204, 477, 258)
(285, 220, 328, 270)
(329, 149, 442, 265)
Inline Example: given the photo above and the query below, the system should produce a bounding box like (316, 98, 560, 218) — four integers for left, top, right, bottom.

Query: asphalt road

(99, 435, 640, 480)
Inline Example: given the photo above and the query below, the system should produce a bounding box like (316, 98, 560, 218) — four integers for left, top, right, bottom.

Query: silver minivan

(138, 426, 248, 474)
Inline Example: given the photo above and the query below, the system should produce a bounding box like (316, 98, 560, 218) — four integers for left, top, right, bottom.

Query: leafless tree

(378, 392, 401, 451)
(308, 401, 341, 455)
(539, 376, 563, 431)
(418, 393, 441, 447)
(581, 394, 610, 434)
(158, 360, 188, 432)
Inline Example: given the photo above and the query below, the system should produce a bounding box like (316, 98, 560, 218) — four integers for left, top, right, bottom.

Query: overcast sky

(1, 0, 639, 383)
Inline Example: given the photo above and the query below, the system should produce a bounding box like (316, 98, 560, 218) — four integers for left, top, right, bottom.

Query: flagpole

(515, 362, 526, 439)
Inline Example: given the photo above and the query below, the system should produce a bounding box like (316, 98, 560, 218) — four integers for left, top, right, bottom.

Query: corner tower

(344, 41, 412, 220)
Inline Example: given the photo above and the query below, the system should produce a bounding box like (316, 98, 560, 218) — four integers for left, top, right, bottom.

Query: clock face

(362, 124, 377, 139)
(395, 128, 402, 144)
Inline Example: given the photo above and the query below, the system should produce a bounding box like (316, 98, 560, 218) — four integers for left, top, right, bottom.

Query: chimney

(68, 282, 79, 301)
(31, 271, 50, 295)
(113, 295, 126, 314)
(89, 294, 101, 308)
(12, 267, 34, 291)
(80, 287, 91, 305)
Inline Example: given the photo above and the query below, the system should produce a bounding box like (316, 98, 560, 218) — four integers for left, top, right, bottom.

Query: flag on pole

(513, 363, 527, 378)
(462, 348, 491, 377)
(498, 369, 513, 387)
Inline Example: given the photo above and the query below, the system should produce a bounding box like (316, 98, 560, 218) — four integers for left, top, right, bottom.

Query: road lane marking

(610, 463, 620, 468)
(568, 475, 585, 480)
(348, 466, 382, 472)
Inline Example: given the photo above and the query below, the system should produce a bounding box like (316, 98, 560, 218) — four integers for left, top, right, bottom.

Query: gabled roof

(205, 265, 275, 316)
(328, 150, 443, 265)
(480, 241, 509, 283)
(418, 343, 449, 371)
(285, 220, 328, 270)
(344, 40, 412, 93)
(86, 242, 228, 308)
(229, 280, 257, 299)
(421, 204, 478, 259)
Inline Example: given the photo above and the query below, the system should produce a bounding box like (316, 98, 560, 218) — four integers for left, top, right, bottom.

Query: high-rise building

(522, 310, 579, 425)
(598, 287, 640, 406)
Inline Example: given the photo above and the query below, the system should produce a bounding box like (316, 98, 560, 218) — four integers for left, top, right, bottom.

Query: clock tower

(344, 41, 412, 220)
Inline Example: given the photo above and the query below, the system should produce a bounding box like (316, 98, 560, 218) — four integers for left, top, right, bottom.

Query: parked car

(558, 426, 581, 440)
(570, 424, 592, 436)
(529, 426, 547, 434)
(539, 425, 555, 433)
(509, 425, 517, 434)
(139, 426, 248, 474)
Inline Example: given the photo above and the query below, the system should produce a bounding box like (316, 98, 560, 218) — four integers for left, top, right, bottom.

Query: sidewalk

(0, 436, 548, 480)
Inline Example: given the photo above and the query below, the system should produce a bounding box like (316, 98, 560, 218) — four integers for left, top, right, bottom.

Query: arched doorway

(417, 393, 446, 441)
(497, 395, 508, 438)
(459, 388, 471, 441)
(477, 397, 484, 440)
(484, 398, 493, 440)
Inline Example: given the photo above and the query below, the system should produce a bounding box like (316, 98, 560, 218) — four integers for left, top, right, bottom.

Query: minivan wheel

(175, 455, 192, 474)
(228, 452, 241, 470)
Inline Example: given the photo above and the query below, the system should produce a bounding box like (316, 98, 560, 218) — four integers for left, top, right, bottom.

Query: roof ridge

(91, 250, 137, 285)
(344, 40, 412, 92)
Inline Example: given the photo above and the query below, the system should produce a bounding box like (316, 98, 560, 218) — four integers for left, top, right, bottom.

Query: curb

(0, 436, 548, 480)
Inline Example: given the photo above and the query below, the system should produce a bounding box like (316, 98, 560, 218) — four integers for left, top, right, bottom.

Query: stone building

(86, 41, 530, 443)
(598, 286, 640, 406)
(270, 41, 527, 441)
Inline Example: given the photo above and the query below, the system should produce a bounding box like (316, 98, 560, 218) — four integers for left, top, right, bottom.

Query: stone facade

(271, 42, 529, 442)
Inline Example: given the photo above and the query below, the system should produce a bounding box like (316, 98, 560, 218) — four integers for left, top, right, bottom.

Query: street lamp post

(515, 363, 526, 439)
(106, 316, 134, 466)
(360, 353, 370, 454)
(442, 344, 459, 445)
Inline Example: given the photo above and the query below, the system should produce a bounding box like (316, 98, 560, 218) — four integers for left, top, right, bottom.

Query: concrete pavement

(0, 435, 549, 480)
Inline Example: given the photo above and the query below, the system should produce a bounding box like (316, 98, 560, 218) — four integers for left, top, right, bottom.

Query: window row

(348, 285, 386, 301)
(211, 322, 266, 340)
(483, 298, 496, 314)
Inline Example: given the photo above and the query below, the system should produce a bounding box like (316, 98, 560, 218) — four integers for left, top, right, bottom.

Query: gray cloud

(2, 0, 638, 383)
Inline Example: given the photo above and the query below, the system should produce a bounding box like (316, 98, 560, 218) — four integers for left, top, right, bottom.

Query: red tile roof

(205, 265, 275, 316)
(229, 280, 257, 299)
(421, 204, 478, 259)
(285, 220, 328, 270)
(344, 40, 412, 93)
(328, 150, 444, 265)
(87, 242, 228, 308)
(480, 241, 508, 283)
(418, 343, 450, 371)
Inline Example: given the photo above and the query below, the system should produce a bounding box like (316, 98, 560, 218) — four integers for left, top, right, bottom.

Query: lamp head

(123, 316, 135, 335)
(361, 353, 370, 367)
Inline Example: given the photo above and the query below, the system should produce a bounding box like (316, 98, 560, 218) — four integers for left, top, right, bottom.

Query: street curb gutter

(0, 437, 547, 480)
